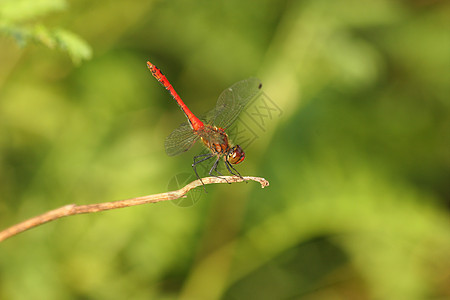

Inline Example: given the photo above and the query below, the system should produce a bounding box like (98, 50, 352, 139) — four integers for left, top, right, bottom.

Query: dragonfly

(147, 61, 262, 186)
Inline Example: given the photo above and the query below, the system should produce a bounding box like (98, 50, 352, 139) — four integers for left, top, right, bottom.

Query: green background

(1, 0, 449, 299)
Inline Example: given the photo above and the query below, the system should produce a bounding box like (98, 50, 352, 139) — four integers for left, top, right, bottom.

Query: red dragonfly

(147, 61, 262, 185)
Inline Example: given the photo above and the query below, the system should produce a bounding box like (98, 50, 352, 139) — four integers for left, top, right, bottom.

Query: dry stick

(0, 176, 269, 243)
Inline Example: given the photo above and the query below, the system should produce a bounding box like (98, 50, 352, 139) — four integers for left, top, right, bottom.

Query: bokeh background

(1, 0, 450, 299)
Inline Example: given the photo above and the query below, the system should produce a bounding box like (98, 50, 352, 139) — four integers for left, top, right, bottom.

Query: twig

(0, 176, 269, 243)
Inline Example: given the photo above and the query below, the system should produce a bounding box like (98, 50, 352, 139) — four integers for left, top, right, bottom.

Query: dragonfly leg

(192, 153, 215, 190)
(208, 156, 230, 183)
(224, 158, 246, 183)
(193, 152, 214, 161)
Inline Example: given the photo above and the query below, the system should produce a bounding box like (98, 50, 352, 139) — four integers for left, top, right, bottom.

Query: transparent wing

(207, 77, 262, 129)
(164, 122, 199, 156)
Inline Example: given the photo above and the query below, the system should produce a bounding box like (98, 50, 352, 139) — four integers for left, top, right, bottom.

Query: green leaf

(0, 0, 92, 64)
(32, 24, 57, 49)
(52, 28, 92, 64)
(0, 23, 92, 63)
(0, 0, 66, 22)
(0, 22, 29, 46)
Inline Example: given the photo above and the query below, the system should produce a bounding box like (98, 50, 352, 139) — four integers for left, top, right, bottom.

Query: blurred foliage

(1, 0, 450, 299)
(0, 0, 92, 64)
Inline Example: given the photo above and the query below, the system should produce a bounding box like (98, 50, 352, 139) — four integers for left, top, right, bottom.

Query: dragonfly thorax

(197, 125, 231, 155)
(196, 125, 245, 165)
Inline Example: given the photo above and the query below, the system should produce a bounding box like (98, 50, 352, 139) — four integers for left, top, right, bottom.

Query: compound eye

(228, 145, 245, 164)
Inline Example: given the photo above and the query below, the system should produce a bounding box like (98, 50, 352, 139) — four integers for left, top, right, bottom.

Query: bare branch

(0, 176, 269, 243)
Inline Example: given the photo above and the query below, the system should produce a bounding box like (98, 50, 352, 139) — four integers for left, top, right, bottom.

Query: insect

(147, 61, 262, 185)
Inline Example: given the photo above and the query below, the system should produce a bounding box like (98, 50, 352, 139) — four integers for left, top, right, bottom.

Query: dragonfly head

(228, 145, 245, 164)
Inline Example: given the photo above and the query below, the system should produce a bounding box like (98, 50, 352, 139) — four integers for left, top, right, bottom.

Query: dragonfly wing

(164, 122, 199, 156)
(207, 77, 262, 129)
